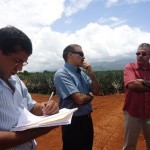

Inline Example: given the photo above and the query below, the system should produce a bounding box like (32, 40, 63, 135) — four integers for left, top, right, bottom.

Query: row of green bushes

(17, 70, 124, 96)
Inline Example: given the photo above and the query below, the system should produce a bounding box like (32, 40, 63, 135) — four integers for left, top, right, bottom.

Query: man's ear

(68, 52, 73, 58)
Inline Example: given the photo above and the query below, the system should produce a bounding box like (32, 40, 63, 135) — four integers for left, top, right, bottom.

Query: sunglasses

(136, 52, 149, 56)
(71, 51, 84, 57)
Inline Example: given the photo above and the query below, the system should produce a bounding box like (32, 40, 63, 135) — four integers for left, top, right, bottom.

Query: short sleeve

(14, 75, 36, 111)
(54, 71, 79, 99)
(124, 63, 137, 87)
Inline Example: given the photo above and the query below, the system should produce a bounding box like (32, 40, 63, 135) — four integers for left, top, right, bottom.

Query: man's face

(68, 46, 85, 67)
(136, 48, 150, 66)
(0, 50, 29, 79)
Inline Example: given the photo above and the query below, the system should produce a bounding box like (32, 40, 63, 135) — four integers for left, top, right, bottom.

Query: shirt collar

(64, 63, 79, 73)
(0, 75, 17, 86)
(135, 61, 150, 70)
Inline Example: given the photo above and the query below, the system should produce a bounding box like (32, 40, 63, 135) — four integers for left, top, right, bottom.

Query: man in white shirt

(0, 26, 59, 150)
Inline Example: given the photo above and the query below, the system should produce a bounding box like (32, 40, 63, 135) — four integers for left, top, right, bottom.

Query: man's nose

(15, 64, 23, 71)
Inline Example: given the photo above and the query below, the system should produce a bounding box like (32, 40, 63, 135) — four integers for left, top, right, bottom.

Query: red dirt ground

(31, 94, 146, 150)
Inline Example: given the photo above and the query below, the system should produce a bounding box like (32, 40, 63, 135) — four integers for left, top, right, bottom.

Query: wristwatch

(142, 80, 150, 88)
(87, 92, 94, 101)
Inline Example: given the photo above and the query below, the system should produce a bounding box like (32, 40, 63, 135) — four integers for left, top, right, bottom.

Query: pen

(43, 92, 54, 115)
(48, 92, 54, 103)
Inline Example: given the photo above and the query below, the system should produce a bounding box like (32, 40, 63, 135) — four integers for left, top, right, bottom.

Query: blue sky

(51, 0, 150, 33)
(0, 0, 150, 72)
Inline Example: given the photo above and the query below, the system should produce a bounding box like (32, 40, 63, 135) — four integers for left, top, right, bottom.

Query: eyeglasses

(14, 56, 28, 66)
(136, 52, 149, 56)
(9, 54, 28, 66)
(16, 61, 28, 66)
(71, 51, 84, 57)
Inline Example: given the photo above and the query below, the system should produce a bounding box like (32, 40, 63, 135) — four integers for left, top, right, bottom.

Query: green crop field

(18, 70, 124, 96)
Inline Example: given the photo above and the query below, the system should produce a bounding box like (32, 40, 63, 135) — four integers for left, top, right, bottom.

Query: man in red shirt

(123, 43, 150, 150)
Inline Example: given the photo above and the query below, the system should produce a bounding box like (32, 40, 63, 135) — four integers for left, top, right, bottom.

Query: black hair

(63, 44, 81, 62)
(0, 26, 32, 55)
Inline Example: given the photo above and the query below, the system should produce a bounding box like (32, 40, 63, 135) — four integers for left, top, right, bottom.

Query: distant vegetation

(17, 70, 124, 96)
(95, 70, 124, 95)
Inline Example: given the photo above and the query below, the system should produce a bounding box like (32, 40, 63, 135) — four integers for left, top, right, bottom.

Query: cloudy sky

(1, 0, 150, 72)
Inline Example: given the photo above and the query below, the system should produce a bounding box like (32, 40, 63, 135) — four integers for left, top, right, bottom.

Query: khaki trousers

(123, 111, 150, 150)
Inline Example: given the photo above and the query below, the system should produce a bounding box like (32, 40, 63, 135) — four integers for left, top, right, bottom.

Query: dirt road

(32, 94, 145, 150)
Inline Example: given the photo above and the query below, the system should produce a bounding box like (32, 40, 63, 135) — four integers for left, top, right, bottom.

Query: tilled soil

(31, 94, 145, 150)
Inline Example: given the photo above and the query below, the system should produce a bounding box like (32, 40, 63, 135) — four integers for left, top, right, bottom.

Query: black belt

(73, 113, 91, 118)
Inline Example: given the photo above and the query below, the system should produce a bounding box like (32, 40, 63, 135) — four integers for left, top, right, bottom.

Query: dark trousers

(61, 114, 94, 150)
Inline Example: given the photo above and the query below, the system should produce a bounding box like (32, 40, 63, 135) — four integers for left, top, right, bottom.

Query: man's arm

(0, 100, 59, 149)
(88, 69, 100, 95)
(127, 79, 150, 92)
(70, 92, 94, 105)
(124, 63, 150, 92)
(82, 60, 100, 95)
(0, 127, 57, 150)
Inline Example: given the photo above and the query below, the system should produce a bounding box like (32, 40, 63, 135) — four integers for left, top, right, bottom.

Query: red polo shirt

(123, 61, 150, 119)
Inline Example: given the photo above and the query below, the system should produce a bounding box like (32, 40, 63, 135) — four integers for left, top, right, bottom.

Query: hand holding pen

(42, 92, 59, 115)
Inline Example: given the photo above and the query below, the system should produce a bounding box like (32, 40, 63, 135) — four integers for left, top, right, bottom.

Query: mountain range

(91, 57, 135, 71)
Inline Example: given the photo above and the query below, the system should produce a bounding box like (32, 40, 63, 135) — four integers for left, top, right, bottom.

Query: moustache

(138, 58, 144, 61)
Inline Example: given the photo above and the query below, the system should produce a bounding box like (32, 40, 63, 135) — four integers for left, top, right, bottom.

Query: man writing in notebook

(0, 26, 59, 150)
(54, 44, 100, 150)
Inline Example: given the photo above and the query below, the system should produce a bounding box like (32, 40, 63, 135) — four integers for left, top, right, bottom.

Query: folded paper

(11, 107, 78, 131)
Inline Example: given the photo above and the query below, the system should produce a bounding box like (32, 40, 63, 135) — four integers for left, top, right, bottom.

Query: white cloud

(64, 0, 93, 16)
(0, 0, 64, 28)
(105, 0, 150, 7)
(0, 0, 150, 72)
(24, 23, 150, 72)
(106, 0, 119, 7)
(127, 0, 150, 4)
(64, 18, 72, 24)
(74, 23, 150, 58)
(98, 17, 127, 27)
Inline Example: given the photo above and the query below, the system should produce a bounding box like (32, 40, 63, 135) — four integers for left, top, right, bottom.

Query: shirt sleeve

(16, 76, 36, 111)
(54, 71, 79, 100)
(124, 63, 137, 87)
